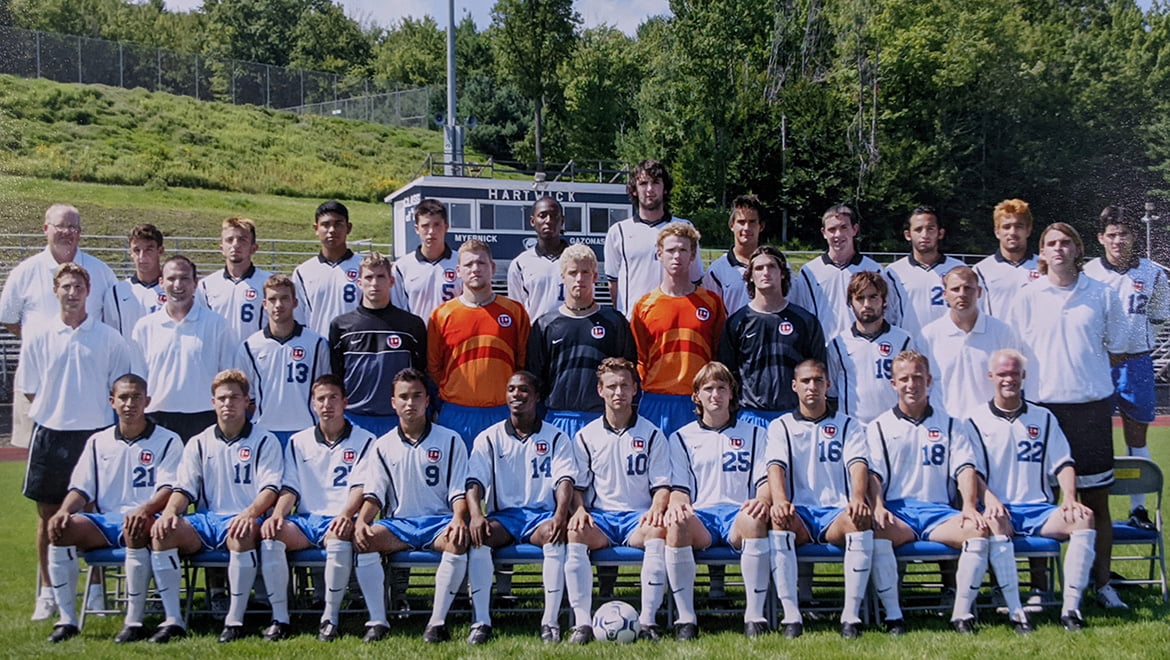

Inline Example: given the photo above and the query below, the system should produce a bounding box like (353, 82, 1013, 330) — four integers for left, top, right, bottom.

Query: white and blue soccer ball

(592, 599, 639, 643)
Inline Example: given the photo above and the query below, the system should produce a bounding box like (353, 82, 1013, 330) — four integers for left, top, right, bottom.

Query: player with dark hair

(508, 197, 570, 322)
(196, 217, 273, 347)
(294, 200, 365, 336)
(391, 199, 462, 324)
(702, 195, 764, 315)
(883, 206, 964, 336)
(104, 223, 166, 336)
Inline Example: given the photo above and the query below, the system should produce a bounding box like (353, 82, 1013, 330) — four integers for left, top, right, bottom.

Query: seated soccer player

(465, 371, 576, 643)
(663, 362, 770, 640)
(44, 374, 183, 643)
(866, 350, 992, 634)
(969, 349, 1097, 632)
(351, 368, 481, 644)
(567, 357, 672, 643)
(764, 359, 874, 638)
(150, 369, 283, 643)
(258, 375, 379, 642)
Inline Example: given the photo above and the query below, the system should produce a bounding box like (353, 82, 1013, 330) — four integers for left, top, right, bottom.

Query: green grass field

(2, 430, 1169, 659)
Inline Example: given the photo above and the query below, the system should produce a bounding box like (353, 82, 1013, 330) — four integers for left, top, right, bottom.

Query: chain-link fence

(0, 25, 430, 128)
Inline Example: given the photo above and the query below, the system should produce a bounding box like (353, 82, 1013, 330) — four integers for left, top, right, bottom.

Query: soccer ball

(592, 599, 639, 643)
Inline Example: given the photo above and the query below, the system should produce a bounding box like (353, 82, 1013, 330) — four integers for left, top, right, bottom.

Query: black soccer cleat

(637, 623, 663, 642)
(744, 620, 769, 638)
(540, 624, 561, 643)
(148, 624, 187, 644)
(262, 620, 291, 641)
(47, 624, 79, 643)
(567, 625, 593, 645)
(840, 621, 862, 639)
(675, 622, 698, 641)
(317, 620, 339, 642)
(884, 618, 907, 636)
(782, 622, 803, 639)
(1060, 610, 1086, 631)
(1011, 614, 1034, 635)
(217, 625, 245, 643)
(114, 625, 149, 643)
(422, 623, 449, 643)
(950, 617, 976, 635)
(363, 623, 390, 642)
(1128, 506, 1156, 531)
(467, 623, 493, 645)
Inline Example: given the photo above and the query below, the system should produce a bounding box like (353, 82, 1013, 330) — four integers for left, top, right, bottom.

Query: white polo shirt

(973, 251, 1040, 318)
(1083, 256, 1170, 354)
(826, 323, 915, 424)
(68, 421, 184, 514)
(130, 304, 236, 413)
(507, 242, 567, 323)
(604, 216, 703, 317)
(0, 247, 118, 338)
(702, 250, 752, 315)
(196, 265, 273, 348)
(866, 405, 979, 504)
(883, 254, 965, 336)
(16, 315, 133, 430)
(966, 400, 1074, 505)
(390, 244, 462, 326)
(788, 252, 884, 340)
(293, 250, 365, 336)
(919, 311, 1025, 418)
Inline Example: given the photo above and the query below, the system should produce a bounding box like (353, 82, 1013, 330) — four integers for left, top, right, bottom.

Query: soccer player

(568, 358, 672, 642)
(43, 374, 183, 643)
(919, 266, 1025, 417)
(196, 217, 273, 348)
(765, 360, 875, 638)
(974, 199, 1040, 318)
(150, 369, 283, 643)
(702, 194, 763, 315)
(1084, 206, 1170, 530)
(430, 240, 531, 446)
(258, 375, 379, 642)
(826, 271, 914, 424)
(465, 371, 576, 643)
(631, 223, 725, 435)
(351, 368, 479, 644)
(508, 197, 570, 322)
(664, 362, 770, 640)
(883, 207, 965, 336)
(718, 246, 823, 426)
(104, 223, 166, 336)
(238, 274, 332, 445)
(329, 252, 427, 437)
(19, 263, 134, 622)
(294, 200, 365, 336)
(1008, 222, 1128, 609)
(131, 255, 236, 441)
(866, 350, 992, 634)
(391, 198, 462, 324)
(604, 159, 703, 317)
(788, 204, 883, 340)
(528, 244, 637, 437)
(969, 349, 1098, 632)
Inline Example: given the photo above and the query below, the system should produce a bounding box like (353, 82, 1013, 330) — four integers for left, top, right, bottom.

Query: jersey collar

(115, 420, 157, 444)
(535, 240, 570, 260)
(851, 320, 891, 340)
(314, 420, 353, 447)
(130, 275, 160, 288)
(792, 407, 832, 424)
(317, 249, 355, 266)
(907, 253, 946, 269)
(220, 264, 257, 282)
(892, 404, 934, 425)
(414, 244, 454, 264)
(397, 420, 433, 446)
(697, 417, 736, 433)
(602, 414, 636, 435)
(820, 251, 865, 269)
(214, 420, 254, 444)
(993, 250, 1036, 266)
(1099, 255, 1141, 273)
(987, 399, 1028, 421)
(263, 322, 305, 343)
(505, 418, 543, 440)
(722, 249, 748, 270)
(635, 213, 674, 228)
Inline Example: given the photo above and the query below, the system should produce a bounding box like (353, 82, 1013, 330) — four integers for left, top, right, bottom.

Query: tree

(555, 26, 642, 162)
(371, 16, 445, 87)
(289, 0, 372, 75)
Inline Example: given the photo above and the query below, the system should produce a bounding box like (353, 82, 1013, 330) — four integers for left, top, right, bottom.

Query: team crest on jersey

(387, 334, 402, 349)
(157, 293, 167, 304)
(1028, 270, 1041, 280)
(444, 269, 456, 283)
(728, 437, 744, 449)
(139, 450, 154, 466)
(345, 269, 358, 281)
(244, 288, 257, 300)
(591, 325, 606, 340)
(292, 347, 305, 360)
(928, 428, 941, 440)
(534, 441, 549, 455)
(631, 438, 646, 452)
(878, 342, 892, 357)
(1027, 425, 1040, 439)
(822, 424, 838, 439)
(498, 314, 513, 328)
(427, 448, 442, 462)
(238, 447, 252, 461)
(342, 449, 356, 464)
(696, 307, 711, 322)
(779, 321, 794, 336)
(1134, 281, 1145, 292)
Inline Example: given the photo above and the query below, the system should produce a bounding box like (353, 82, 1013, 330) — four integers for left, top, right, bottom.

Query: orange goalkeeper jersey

(630, 287, 726, 395)
(428, 295, 531, 407)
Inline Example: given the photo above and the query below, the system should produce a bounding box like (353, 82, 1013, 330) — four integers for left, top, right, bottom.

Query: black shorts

(22, 425, 99, 504)
(1042, 398, 1114, 491)
(148, 410, 216, 443)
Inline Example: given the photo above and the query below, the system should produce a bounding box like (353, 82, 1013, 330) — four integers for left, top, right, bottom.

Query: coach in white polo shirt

(131, 255, 235, 442)
(1009, 221, 1128, 610)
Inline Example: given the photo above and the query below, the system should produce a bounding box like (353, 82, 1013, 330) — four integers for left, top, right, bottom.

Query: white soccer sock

(429, 551, 468, 627)
(467, 545, 494, 626)
(151, 548, 184, 627)
(226, 550, 258, 626)
(988, 535, 1024, 619)
(665, 545, 697, 625)
(871, 538, 902, 621)
(842, 531, 873, 624)
(354, 552, 387, 626)
(1129, 446, 1151, 510)
(951, 537, 989, 621)
(1062, 529, 1097, 614)
(541, 543, 566, 627)
(47, 545, 79, 627)
(769, 530, 801, 624)
(260, 540, 290, 624)
(564, 542, 593, 627)
(322, 540, 353, 625)
(124, 547, 152, 627)
(639, 538, 667, 626)
(740, 538, 771, 623)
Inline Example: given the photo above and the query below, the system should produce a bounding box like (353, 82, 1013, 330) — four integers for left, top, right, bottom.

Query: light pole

(1142, 201, 1158, 261)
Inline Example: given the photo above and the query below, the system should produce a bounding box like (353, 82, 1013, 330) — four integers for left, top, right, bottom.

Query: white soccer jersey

(973, 251, 1040, 318)
(196, 265, 273, 348)
(826, 323, 915, 424)
(866, 405, 979, 504)
(130, 305, 236, 414)
(1083, 256, 1170, 354)
(68, 422, 183, 514)
(104, 277, 166, 336)
(701, 250, 751, 315)
(604, 216, 704, 317)
(574, 415, 670, 512)
(16, 316, 133, 430)
(282, 422, 377, 516)
(174, 422, 283, 515)
(507, 243, 567, 322)
(356, 423, 467, 519)
(293, 250, 365, 336)
(788, 253, 884, 340)
(766, 410, 867, 508)
(669, 419, 767, 510)
(467, 419, 574, 513)
(883, 254, 965, 336)
(0, 247, 118, 338)
(1008, 275, 1123, 403)
(237, 324, 331, 433)
(919, 312, 1025, 418)
(390, 245, 462, 326)
(967, 401, 1074, 505)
